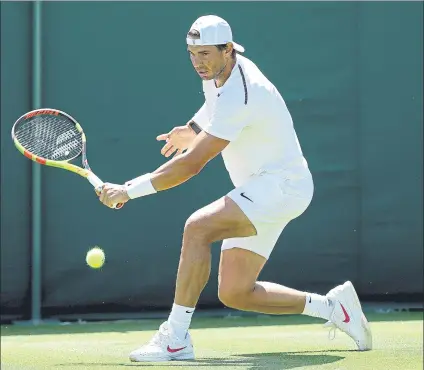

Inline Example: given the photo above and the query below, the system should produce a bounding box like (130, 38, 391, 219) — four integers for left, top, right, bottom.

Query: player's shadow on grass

(58, 352, 345, 369)
(177, 353, 345, 369)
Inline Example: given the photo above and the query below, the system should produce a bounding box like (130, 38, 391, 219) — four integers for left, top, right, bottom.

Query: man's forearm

(125, 122, 205, 199)
(150, 153, 201, 191)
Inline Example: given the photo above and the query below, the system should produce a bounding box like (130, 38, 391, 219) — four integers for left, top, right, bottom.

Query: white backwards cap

(186, 15, 245, 53)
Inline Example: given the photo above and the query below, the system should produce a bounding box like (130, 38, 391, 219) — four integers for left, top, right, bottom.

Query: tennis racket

(11, 108, 124, 209)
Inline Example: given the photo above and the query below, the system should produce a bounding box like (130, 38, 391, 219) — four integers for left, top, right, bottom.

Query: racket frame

(11, 108, 121, 207)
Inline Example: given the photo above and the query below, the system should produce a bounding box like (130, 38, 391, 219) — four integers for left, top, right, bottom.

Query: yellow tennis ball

(86, 247, 105, 269)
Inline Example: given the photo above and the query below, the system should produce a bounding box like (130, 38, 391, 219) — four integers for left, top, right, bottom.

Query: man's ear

(226, 42, 234, 56)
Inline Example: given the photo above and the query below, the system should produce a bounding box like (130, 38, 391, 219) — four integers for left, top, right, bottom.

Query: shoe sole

(344, 281, 373, 351)
(129, 352, 195, 362)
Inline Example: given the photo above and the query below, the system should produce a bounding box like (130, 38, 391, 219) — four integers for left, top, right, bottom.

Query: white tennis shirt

(192, 54, 311, 188)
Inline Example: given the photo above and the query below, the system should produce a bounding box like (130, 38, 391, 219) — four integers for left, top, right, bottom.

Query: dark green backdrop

(1, 1, 422, 319)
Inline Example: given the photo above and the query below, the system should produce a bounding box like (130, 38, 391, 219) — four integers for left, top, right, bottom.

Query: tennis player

(99, 15, 372, 362)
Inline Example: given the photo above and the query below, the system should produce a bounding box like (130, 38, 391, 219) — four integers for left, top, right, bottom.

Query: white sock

(167, 303, 195, 340)
(302, 293, 333, 320)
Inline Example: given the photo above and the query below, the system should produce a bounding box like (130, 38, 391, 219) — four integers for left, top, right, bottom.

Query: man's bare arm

(150, 131, 229, 191)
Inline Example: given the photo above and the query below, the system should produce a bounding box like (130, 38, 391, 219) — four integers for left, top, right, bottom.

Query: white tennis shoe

(129, 321, 194, 362)
(324, 281, 372, 351)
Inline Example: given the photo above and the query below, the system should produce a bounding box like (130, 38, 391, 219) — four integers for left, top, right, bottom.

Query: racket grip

(87, 173, 124, 210)
(87, 172, 103, 189)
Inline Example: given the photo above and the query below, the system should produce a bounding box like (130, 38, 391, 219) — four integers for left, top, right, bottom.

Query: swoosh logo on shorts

(340, 303, 350, 323)
(167, 345, 187, 353)
(240, 192, 253, 202)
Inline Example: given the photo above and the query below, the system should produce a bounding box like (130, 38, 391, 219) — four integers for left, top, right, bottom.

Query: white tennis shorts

(222, 172, 314, 259)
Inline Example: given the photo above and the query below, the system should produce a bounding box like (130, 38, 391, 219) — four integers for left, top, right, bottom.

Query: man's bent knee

(183, 212, 216, 245)
(183, 197, 257, 247)
(183, 206, 229, 245)
(218, 285, 252, 310)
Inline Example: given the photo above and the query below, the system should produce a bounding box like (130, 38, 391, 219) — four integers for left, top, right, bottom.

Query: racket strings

(14, 115, 83, 161)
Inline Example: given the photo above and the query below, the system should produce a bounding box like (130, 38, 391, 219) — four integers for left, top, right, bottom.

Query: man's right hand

(156, 125, 197, 158)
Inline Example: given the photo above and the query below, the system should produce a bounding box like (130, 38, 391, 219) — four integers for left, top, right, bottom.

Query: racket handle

(87, 172, 103, 189)
(87, 173, 124, 210)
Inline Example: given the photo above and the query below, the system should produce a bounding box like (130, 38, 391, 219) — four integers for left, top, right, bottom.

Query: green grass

(1, 312, 422, 370)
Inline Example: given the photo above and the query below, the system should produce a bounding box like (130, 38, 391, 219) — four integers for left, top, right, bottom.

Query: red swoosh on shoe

(167, 345, 187, 353)
(340, 303, 351, 323)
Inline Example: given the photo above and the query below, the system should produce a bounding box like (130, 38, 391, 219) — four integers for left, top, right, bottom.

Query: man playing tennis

(99, 15, 372, 362)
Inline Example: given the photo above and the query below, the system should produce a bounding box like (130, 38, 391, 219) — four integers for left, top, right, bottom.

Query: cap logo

(187, 29, 200, 40)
